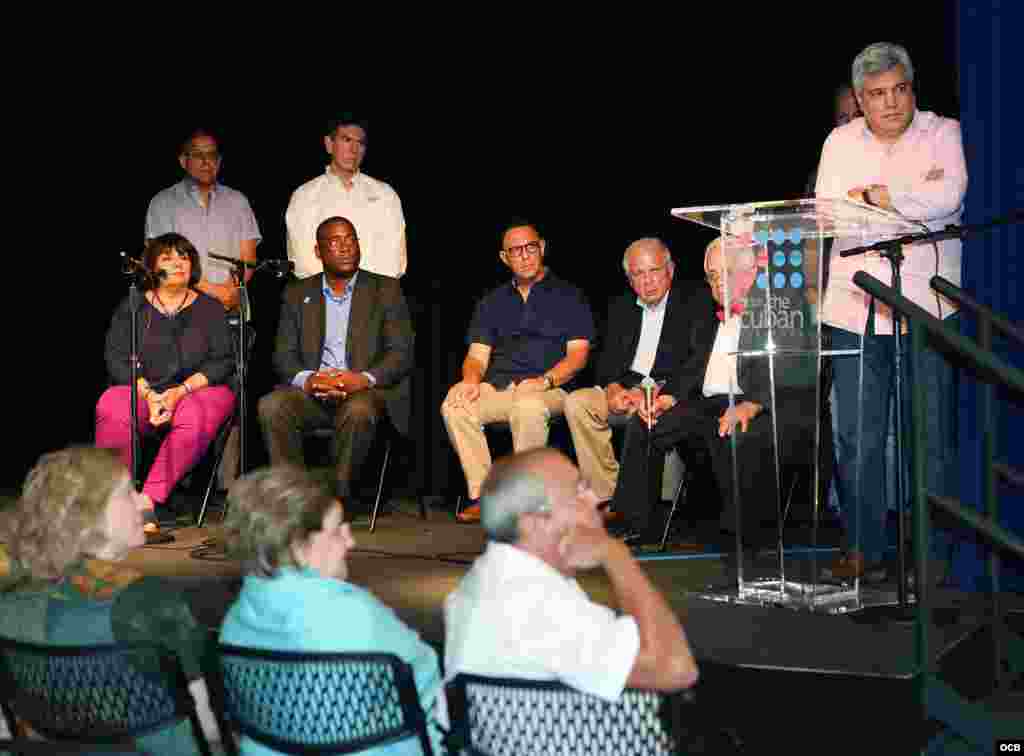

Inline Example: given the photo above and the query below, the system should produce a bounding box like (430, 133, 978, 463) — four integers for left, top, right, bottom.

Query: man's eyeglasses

(318, 235, 359, 250)
(504, 240, 542, 259)
(187, 150, 221, 163)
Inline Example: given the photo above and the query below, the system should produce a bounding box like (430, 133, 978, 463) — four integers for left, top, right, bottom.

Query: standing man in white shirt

(815, 42, 967, 582)
(286, 116, 407, 280)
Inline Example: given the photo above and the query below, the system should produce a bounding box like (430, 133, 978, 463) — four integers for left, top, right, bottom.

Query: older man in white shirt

(442, 447, 698, 727)
(286, 116, 407, 280)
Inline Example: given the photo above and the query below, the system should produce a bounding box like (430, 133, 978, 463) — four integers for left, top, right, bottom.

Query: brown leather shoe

(821, 552, 887, 583)
(456, 503, 481, 523)
(602, 508, 624, 524)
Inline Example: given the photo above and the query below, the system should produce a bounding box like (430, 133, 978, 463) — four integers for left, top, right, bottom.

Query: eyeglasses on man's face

(504, 240, 542, 259)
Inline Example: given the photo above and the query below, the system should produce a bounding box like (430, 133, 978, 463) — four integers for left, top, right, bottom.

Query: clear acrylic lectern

(671, 198, 920, 611)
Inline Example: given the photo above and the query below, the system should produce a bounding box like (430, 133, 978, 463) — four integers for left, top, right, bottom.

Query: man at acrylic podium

(286, 115, 407, 280)
(815, 41, 966, 582)
(145, 127, 261, 311)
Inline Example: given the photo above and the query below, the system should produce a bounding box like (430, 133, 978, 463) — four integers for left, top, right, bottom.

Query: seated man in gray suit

(258, 216, 414, 500)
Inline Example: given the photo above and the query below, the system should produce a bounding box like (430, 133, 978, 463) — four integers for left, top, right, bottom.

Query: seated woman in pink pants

(97, 232, 236, 537)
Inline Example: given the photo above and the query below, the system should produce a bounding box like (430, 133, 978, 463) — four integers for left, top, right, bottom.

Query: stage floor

(127, 503, 1022, 676)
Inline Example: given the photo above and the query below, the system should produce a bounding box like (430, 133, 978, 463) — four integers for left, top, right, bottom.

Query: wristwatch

(541, 374, 554, 390)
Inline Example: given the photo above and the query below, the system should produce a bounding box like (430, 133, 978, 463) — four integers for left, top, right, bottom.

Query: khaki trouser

(441, 383, 568, 499)
(563, 387, 623, 501)
(565, 386, 687, 502)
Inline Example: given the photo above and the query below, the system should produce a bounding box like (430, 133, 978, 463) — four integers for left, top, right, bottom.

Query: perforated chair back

(0, 638, 211, 755)
(447, 674, 684, 756)
(215, 644, 434, 755)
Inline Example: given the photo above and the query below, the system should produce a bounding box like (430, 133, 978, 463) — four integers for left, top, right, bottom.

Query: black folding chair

(0, 638, 211, 756)
(446, 673, 688, 756)
(214, 645, 434, 755)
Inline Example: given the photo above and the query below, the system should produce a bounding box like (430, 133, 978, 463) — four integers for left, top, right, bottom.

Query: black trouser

(610, 392, 816, 544)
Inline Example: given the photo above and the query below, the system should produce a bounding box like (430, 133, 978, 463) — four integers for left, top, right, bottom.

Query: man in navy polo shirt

(442, 220, 595, 523)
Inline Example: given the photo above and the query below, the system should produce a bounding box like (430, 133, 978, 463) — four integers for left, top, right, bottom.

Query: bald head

(480, 448, 566, 542)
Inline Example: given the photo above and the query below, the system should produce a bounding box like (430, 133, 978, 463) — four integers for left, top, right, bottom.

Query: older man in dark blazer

(563, 239, 705, 511)
(258, 216, 413, 499)
(609, 238, 818, 547)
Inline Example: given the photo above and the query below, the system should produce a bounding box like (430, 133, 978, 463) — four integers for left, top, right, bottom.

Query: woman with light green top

(220, 465, 443, 756)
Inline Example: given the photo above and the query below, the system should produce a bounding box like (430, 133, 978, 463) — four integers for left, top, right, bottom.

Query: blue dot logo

(773, 272, 787, 289)
(773, 251, 786, 267)
(790, 228, 803, 245)
(790, 250, 803, 266)
(790, 272, 804, 289)
(772, 229, 786, 245)
(756, 272, 768, 289)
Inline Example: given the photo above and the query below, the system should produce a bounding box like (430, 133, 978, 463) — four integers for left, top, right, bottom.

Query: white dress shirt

(286, 168, 407, 279)
(703, 315, 744, 397)
(629, 291, 669, 378)
(440, 542, 639, 726)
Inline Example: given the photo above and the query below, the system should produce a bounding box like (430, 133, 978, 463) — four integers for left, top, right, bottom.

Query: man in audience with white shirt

(443, 447, 698, 711)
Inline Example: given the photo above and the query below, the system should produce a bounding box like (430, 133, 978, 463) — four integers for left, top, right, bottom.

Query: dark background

(7, 12, 962, 493)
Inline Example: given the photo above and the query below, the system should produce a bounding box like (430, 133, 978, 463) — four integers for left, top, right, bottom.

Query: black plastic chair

(214, 645, 434, 755)
(305, 418, 424, 533)
(0, 638, 212, 756)
(0, 739, 144, 753)
(446, 673, 686, 756)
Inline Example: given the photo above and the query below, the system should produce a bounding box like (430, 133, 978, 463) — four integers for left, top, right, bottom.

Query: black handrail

(929, 275, 1024, 348)
(853, 272, 1024, 397)
(853, 270, 1024, 753)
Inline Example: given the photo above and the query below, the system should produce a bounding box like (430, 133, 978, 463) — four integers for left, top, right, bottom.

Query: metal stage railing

(852, 270, 1024, 752)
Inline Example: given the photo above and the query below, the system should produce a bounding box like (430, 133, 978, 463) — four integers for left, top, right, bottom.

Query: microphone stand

(843, 239, 911, 612)
(197, 254, 292, 526)
(840, 210, 1022, 619)
(119, 254, 155, 491)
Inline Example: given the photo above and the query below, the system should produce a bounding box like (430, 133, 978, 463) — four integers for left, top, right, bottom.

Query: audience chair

(446, 673, 688, 756)
(0, 638, 212, 756)
(214, 645, 434, 755)
(0, 739, 144, 754)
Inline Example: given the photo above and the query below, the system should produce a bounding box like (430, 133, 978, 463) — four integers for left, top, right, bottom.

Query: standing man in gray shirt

(146, 128, 262, 311)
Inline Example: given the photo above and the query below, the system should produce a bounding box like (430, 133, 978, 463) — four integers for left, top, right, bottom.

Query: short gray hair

(222, 465, 338, 576)
(480, 450, 556, 543)
(621, 237, 673, 274)
(852, 42, 914, 93)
